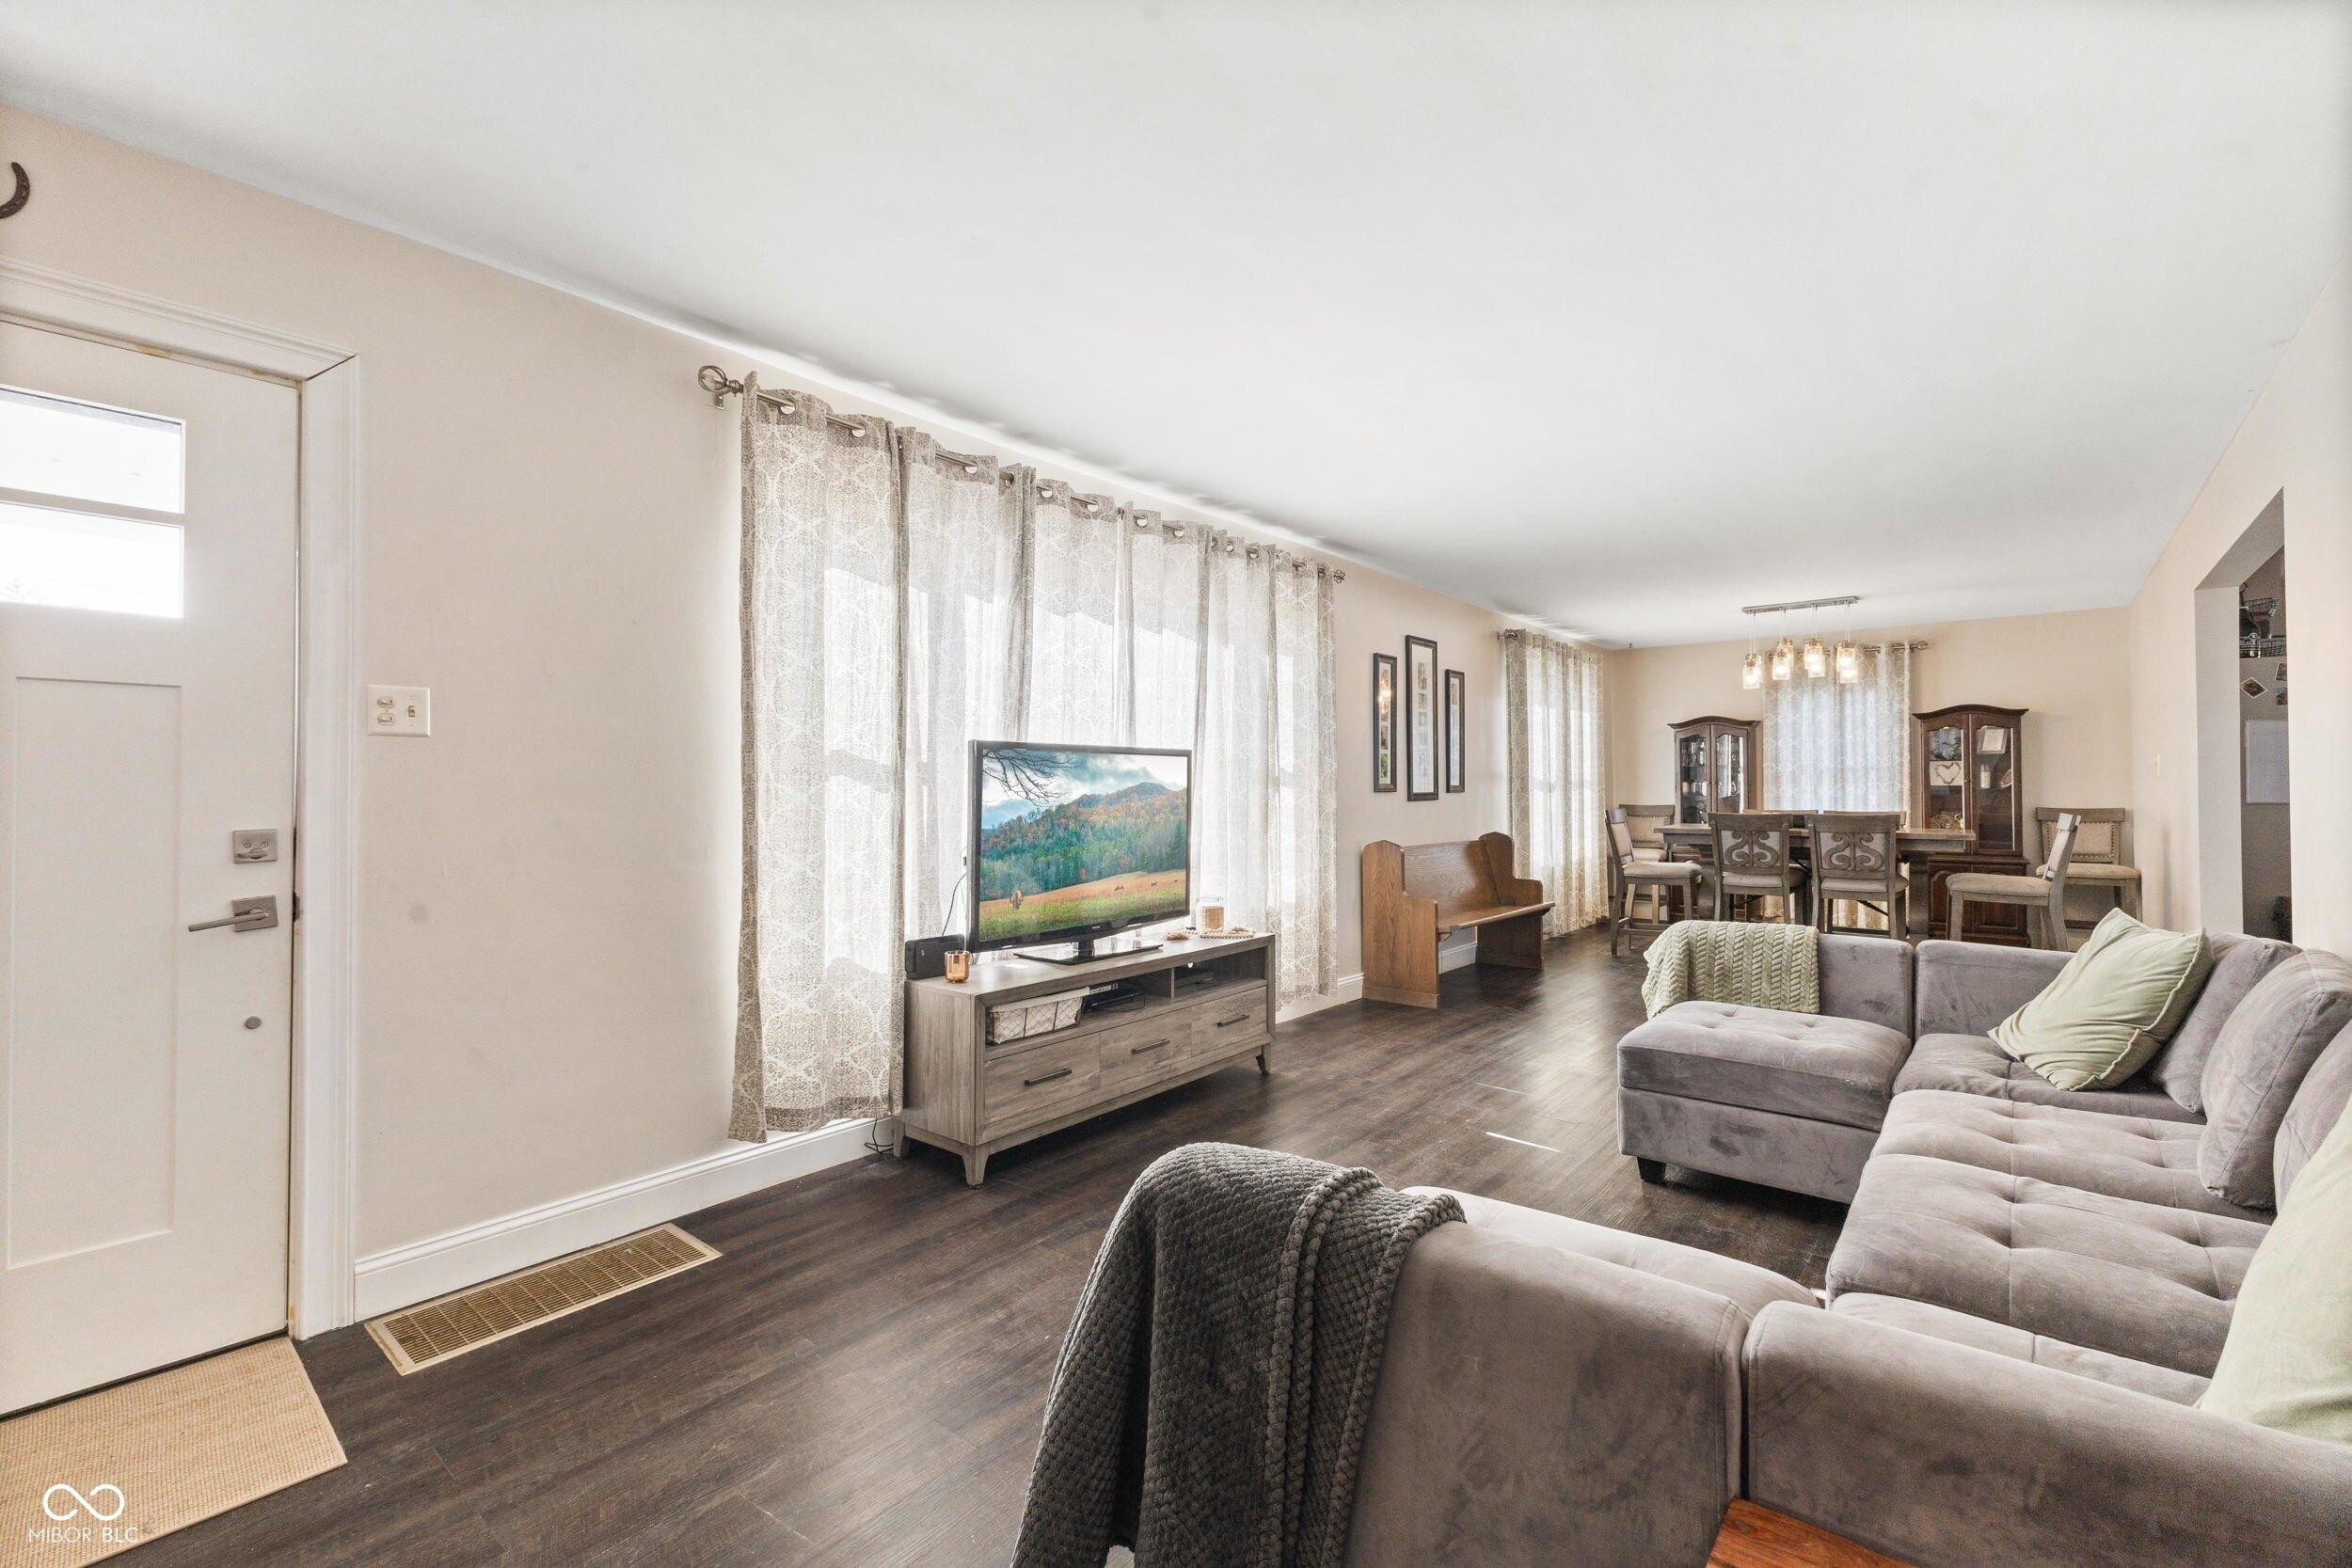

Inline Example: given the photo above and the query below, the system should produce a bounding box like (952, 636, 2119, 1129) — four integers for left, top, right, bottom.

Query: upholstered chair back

(1619, 803, 1675, 861)
(2037, 806, 2123, 865)
(2038, 812, 2081, 881)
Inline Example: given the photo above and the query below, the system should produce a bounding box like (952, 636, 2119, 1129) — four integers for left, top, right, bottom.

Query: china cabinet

(1915, 704, 2029, 942)
(1669, 716, 1760, 825)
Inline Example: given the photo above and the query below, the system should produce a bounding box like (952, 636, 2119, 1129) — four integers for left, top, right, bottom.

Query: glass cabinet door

(1677, 733, 1707, 822)
(1922, 722, 1967, 832)
(1974, 720, 2017, 853)
(1713, 730, 1746, 815)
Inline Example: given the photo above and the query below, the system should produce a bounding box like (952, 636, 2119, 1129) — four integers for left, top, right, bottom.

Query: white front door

(0, 320, 298, 1413)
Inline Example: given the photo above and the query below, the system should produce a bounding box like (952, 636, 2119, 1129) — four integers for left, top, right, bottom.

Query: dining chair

(1618, 803, 1677, 861)
(2035, 806, 2139, 927)
(1705, 811, 1808, 925)
(1806, 811, 1907, 938)
(1616, 802, 1678, 919)
(1948, 812, 2081, 950)
(1606, 810, 1703, 957)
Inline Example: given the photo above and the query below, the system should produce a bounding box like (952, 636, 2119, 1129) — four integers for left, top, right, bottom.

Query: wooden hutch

(1669, 716, 1760, 824)
(1915, 703, 2030, 943)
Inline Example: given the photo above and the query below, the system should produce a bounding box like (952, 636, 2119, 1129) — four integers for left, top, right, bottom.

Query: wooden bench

(1360, 832, 1551, 1008)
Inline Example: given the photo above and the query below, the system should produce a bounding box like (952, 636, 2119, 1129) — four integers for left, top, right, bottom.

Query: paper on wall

(2246, 720, 2291, 804)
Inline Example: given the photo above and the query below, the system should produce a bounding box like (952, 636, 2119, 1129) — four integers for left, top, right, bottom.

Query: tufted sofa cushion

(1616, 1002, 1909, 1132)
(1869, 1091, 2261, 1220)
(1825, 1151, 2270, 1375)
(2200, 951, 2352, 1209)
(1892, 1033, 2201, 1123)
(1827, 1291, 2211, 1405)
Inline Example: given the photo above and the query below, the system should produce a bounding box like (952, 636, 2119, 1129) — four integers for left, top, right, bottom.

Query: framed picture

(1405, 636, 1438, 800)
(1443, 669, 1466, 793)
(1371, 652, 1398, 793)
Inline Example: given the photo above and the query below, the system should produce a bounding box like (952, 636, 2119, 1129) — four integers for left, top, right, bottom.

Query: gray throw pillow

(2151, 933, 2296, 1113)
(2200, 953, 2352, 1210)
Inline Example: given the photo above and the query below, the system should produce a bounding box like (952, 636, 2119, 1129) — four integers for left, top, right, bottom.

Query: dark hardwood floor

(153, 931, 1843, 1567)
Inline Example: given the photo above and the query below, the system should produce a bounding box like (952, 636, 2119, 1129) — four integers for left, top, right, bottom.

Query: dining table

(1656, 822, 1976, 940)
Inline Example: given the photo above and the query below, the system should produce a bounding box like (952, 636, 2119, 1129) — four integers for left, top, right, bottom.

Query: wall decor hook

(0, 163, 28, 220)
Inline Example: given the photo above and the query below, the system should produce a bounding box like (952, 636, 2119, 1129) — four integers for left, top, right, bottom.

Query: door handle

(188, 895, 278, 933)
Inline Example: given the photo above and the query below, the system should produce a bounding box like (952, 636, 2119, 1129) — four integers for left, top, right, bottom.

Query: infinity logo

(41, 1483, 125, 1522)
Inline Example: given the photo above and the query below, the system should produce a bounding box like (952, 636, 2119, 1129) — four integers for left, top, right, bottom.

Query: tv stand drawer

(981, 1035, 1101, 1136)
(1190, 986, 1269, 1049)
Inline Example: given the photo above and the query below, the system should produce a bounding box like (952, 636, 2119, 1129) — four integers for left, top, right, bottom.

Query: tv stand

(898, 933, 1276, 1184)
(1025, 931, 1164, 966)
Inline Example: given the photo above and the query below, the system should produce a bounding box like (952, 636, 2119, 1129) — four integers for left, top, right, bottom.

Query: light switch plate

(367, 684, 431, 736)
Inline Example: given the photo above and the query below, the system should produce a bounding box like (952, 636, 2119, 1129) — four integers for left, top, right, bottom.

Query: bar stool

(2035, 807, 2140, 931)
(1607, 810, 1703, 956)
(1806, 811, 1908, 938)
(1706, 812, 1809, 925)
(1948, 812, 2081, 950)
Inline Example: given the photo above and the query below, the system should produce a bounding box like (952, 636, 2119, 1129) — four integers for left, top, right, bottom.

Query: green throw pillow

(1989, 909, 2215, 1091)
(2200, 1093, 2352, 1442)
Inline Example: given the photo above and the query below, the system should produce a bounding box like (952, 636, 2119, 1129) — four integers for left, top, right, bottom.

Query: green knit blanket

(1641, 920, 1820, 1018)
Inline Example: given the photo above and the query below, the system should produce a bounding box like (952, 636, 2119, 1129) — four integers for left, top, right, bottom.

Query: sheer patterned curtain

(1502, 630, 1609, 936)
(899, 434, 1023, 944)
(1763, 642, 1914, 812)
(731, 381, 904, 1138)
(1266, 557, 1340, 999)
(733, 385, 1345, 1140)
(1023, 480, 1126, 744)
(1125, 512, 1206, 751)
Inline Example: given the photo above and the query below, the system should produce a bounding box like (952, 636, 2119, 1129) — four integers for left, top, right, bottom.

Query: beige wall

(1609, 608, 2135, 828)
(1331, 572, 1516, 981)
(2128, 251, 2352, 952)
(0, 106, 1512, 1261)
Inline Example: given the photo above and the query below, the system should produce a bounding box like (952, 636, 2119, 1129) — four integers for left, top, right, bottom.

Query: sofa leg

(1635, 1157, 1668, 1185)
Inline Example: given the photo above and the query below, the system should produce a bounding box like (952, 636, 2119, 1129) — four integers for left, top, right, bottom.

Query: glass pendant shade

(1769, 637, 1796, 681)
(1835, 638, 1863, 684)
(1741, 650, 1766, 689)
(1802, 635, 1829, 679)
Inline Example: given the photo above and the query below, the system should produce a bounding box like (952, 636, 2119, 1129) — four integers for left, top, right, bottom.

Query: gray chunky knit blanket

(1010, 1143, 1462, 1568)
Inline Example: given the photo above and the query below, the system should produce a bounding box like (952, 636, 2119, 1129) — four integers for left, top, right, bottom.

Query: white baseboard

(1279, 940, 1476, 1022)
(1278, 972, 1363, 1022)
(349, 1119, 879, 1323)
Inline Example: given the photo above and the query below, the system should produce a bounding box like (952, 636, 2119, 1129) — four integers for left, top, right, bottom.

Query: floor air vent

(365, 1224, 720, 1374)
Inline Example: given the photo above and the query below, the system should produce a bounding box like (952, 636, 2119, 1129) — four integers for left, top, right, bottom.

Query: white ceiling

(5, 1, 2347, 645)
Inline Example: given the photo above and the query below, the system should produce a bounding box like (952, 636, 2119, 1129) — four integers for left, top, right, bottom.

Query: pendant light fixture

(1832, 598, 1862, 684)
(1740, 595, 1860, 688)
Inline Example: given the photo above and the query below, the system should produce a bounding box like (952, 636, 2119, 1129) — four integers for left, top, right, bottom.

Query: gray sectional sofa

(1327, 931, 2352, 1567)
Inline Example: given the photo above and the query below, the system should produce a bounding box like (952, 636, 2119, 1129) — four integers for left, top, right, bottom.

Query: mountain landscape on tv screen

(976, 780, 1187, 940)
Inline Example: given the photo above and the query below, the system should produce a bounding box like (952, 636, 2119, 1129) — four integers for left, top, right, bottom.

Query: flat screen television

(968, 741, 1192, 962)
